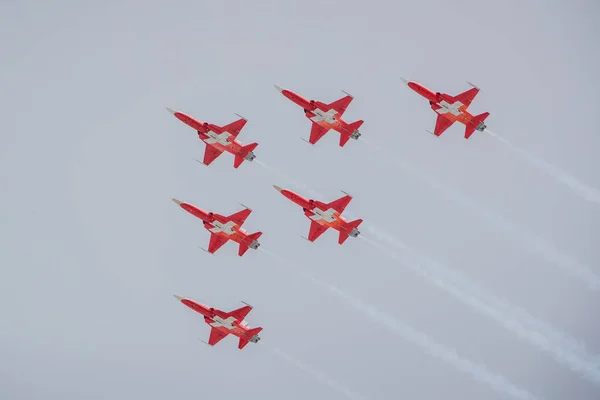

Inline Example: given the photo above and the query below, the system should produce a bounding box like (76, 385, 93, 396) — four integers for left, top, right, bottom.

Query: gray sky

(1, 0, 599, 399)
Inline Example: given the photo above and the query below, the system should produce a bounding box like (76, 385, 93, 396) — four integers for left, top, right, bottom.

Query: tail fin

(239, 327, 263, 349)
(338, 218, 363, 244)
(340, 120, 364, 147)
(238, 231, 262, 256)
(464, 112, 490, 139)
(234, 142, 259, 168)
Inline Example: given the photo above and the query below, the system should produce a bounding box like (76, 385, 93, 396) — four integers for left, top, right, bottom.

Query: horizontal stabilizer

(349, 120, 364, 130)
(465, 112, 490, 139)
(239, 327, 263, 349)
(234, 142, 259, 168)
(340, 120, 364, 147)
(239, 231, 262, 256)
(339, 218, 363, 244)
(346, 218, 363, 229)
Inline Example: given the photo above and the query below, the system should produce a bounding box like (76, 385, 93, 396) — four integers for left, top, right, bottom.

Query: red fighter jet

(174, 295, 263, 349)
(273, 85, 364, 147)
(401, 78, 490, 139)
(172, 199, 262, 256)
(272, 185, 363, 244)
(166, 108, 258, 168)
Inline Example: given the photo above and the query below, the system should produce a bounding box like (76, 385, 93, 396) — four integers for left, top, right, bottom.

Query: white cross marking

(204, 130, 232, 146)
(309, 207, 337, 223)
(209, 220, 236, 235)
(310, 108, 337, 124)
(435, 100, 463, 116)
(209, 315, 237, 330)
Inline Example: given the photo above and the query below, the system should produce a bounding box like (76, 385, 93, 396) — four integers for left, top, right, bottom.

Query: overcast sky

(1, 1, 599, 399)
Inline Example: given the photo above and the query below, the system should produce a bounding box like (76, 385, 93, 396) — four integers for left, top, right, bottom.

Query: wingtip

(197, 246, 213, 254)
(239, 202, 252, 211)
(192, 157, 208, 166)
(273, 84, 284, 93)
(234, 113, 247, 121)
(272, 185, 282, 193)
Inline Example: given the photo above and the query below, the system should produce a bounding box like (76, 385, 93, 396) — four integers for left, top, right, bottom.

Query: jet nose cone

(273, 84, 284, 93)
(272, 185, 282, 192)
(165, 107, 176, 115)
(172, 198, 182, 205)
(400, 77, 409, 85)
(173, 295, 184, 301)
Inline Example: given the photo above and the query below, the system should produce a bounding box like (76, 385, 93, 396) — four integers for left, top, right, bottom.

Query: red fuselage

(279, 88, 315, 111)
(407, 81, 440, 103)
(279, 188, 313, 210)
(178, 201, 213, 223)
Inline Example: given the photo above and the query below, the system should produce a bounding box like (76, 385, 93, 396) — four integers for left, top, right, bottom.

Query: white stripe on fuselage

(309, 207, 337, 223)
(209, 315, 237, 329)
(435, 100, 463, 116)
(310, 108, 337, 124)
(204, 130, 232, 146)
(209, 220, 236, 235)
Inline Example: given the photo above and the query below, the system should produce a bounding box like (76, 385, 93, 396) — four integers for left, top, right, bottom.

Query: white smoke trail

(485, 129, 600, 205)
(263, 344, 368, 400)
(258, 247, 543, 400)
(361, 228, 600, 385)
(367, 225, 595, 359)
(358, 137, 600, 291)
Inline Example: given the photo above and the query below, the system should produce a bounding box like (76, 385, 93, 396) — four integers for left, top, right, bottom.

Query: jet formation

(168, 78, 490, 349)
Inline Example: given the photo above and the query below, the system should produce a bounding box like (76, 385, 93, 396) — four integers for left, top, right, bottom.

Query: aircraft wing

(453, 87, 479, 109)
(220, 117, 247, 138)
(325, 194, 352, 214)
(326, 95, 353, 116)
(226, 208, 252, 226)
(202, 144, 225, 165)
(208, 327, 228, 346)
(208, 233, 229, 253)
(308, 220, 329, 241)
(225, 305, 253, 321)
(309, 123, 330, 144)
(433, 114, 455, 136)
